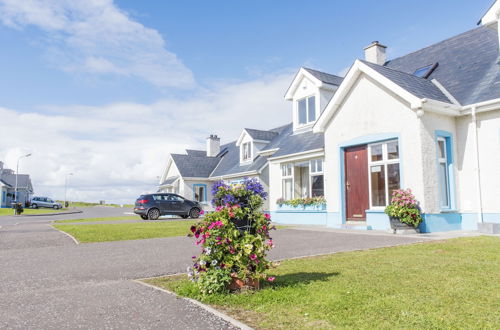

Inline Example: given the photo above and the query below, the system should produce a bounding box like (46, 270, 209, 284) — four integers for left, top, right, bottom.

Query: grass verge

(54, 215, 138, 224)
(144, 236, 500, 329)
(54, 220, 197, 243)
(0, 208, 69, 216)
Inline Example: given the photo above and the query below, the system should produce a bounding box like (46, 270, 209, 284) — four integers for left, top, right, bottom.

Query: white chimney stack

(364, 41, 387, 65)
(206, 134, 220, 157)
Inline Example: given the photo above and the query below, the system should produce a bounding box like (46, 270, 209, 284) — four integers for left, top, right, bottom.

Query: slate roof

(261, 123, 324, 158)
(384, 26, 500, 105)
(170, 154, 221, 178)
(186, 149, 207, 157)
(361, 60, 452, 103)
(210, 141, 270, 177)
(304, 67, 344, 86)
(0, 172, 33, 190)
(160, 176, 179, 185)
(244, 128, 279, 141)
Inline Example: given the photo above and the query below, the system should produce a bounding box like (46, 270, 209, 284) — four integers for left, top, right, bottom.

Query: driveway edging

(133, 279, 253, 330)
(22, 210, 83, 217)
(49, 224, 80, 244)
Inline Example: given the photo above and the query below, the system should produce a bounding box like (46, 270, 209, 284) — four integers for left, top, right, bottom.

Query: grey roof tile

(261, 123, 324, 158)
(384, 26, 499, 105)
(304, 68, 344, 86)
(361, 60, 452, 103)
(244, 128, 278, 141)
(0, 172, 32, 190)
(186, 149, 207, 157)
(171, 154, 220, 178)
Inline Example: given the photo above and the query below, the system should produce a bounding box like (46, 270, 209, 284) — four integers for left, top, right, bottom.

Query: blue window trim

(192, 184, 208, 204)
(435, 130, 456, 212)
(338, 133, 403, 223)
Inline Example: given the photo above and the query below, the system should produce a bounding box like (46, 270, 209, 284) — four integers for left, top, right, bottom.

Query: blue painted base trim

(460, 213, 479, 230)
(482, 213, 500, 223)
(419, 213, 461, 233)
(365, 210, 390, 230)
(326, 212, 342, 227)
(271, 211, 327, 225)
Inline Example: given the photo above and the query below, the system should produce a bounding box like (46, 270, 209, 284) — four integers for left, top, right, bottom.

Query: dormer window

(298, 96, 316, 126)
(241, 142, 252, 162)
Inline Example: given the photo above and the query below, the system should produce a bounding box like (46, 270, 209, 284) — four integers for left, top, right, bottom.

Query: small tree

(188, 178, 276, 294)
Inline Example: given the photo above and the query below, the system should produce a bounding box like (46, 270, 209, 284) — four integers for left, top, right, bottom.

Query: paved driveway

(0, 211, 427, 329)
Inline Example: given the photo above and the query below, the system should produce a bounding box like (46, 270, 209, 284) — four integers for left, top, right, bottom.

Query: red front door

(345, 145, 369, 221)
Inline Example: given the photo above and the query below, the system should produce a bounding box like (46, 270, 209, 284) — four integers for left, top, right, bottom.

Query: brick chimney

(206, 135, 220, 157)
(364, 41, 387, 65)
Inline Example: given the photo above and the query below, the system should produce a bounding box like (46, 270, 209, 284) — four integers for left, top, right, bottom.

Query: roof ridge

(386, 26, 485, 65)
(303, 67, 343, 79)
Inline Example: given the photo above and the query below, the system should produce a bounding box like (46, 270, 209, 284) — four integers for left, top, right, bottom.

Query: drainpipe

(471, 106, 483, 224)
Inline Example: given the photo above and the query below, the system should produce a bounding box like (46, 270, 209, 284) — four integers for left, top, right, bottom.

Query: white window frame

(280, 163, 294, 200)
(241, 141, 252, 163)
(309, 159, 324, 197)
(367, 140, 400, 209)
(437, 137, 450, 208)
(296, 95, 316, 127)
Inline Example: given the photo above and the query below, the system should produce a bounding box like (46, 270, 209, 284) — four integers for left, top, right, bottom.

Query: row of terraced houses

(158, 1, 500, 233)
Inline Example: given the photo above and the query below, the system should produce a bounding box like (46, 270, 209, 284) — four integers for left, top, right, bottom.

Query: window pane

(387, 141, 399, 160)
(438, 163, 449, 207)
(311, 175, 324, 197)
(298, 99, 307, 124)
(370, 165, 386, 206)
(370, 144, 383, 162)
(283, 178, 293, 200)
(387, 163, 400, 199)
(438, 140, 446, 159)
(317, 159, 323, 172)
(308, 96, 316, 122)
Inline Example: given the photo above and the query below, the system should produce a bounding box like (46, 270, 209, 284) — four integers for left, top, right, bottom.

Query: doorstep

(341, 220, 373, 231)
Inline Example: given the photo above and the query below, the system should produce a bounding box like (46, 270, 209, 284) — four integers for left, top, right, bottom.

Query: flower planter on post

(188, 178, 276, 295)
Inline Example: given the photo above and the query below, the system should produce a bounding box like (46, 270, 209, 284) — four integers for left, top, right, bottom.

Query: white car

(31, 197, 63, 209)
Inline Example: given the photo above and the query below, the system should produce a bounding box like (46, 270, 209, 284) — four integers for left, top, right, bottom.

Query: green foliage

(276, 196, 326, 207)
(385, 188, 423, 227)
(147, 236, 500, 329)
(189, 180, 275, 295)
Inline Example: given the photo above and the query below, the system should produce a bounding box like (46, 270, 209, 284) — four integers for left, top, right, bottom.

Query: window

(281, 164, 293, 200)
(436, 134, 454, 209)
(368, 140, 400, 208)
(241, 142, 252, 162)
(193, 184, 207, 203)
(310, 159, 324, 197)
(413, 63, 438, 78)
(280, 159, 325, 200)
(297, 96, 316, 125)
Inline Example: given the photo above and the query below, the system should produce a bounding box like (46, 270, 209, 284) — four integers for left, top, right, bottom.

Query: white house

(0, 161, 34, 208)
(159, 1, 500, 232)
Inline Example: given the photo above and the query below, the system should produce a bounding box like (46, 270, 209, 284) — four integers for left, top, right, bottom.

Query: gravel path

(0, 209, 427, 329)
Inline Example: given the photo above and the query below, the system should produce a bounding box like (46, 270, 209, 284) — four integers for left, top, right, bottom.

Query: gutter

(471, 106, 484, 224)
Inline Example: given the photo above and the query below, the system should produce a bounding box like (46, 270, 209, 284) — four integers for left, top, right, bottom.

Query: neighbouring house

(160, 1, 500, 232)
(0, 161, 34, 208)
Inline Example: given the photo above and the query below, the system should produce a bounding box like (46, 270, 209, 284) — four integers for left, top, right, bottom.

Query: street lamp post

(15, 153, 32, 204)
(64, 173, 73, 208)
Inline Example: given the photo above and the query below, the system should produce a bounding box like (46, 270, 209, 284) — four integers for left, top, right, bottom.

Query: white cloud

(0, 0, 195, 88)
(0, 73, 293, 204)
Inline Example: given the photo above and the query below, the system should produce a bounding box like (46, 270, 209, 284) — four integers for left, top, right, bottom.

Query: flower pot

(389, 217, 419, 234)
(228, 276, 260, 291)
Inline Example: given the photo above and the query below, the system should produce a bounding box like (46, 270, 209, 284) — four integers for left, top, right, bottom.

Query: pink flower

(266, 239, 273, 247)
(250, 253, 257, 260)
(229, 212, 235, 218)
(215, 206, 223, 212)
(267, 276, 275, 282)
(264, 213, 271, 220)
(200, 209, 205, 215)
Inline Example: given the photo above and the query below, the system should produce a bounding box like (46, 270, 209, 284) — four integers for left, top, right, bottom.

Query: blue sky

(0, 0, 493, 203)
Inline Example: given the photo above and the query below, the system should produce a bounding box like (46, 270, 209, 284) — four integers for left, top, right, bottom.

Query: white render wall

(322, 75, 427, 213)
(456, 109, 500, 214)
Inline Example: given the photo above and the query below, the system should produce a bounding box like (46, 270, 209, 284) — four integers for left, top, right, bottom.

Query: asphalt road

(0, 208, 426, 329)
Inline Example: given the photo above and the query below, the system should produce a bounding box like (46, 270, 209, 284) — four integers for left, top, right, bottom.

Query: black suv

(134, 193, 202, 220)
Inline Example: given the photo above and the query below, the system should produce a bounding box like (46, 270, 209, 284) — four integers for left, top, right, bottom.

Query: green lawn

(145, 236, 500, 329)
(54, 220, 198, 243)
(54, 215, 138, 224)
(0, 208, 69, 216)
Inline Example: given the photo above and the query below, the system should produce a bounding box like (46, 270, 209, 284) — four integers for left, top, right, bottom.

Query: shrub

(189, 178, 275, 294)
(276, 196, 326, 207)
(384, 189, 423, 228)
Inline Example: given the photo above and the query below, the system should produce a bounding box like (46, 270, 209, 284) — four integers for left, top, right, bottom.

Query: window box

(276, 203, 326, 212)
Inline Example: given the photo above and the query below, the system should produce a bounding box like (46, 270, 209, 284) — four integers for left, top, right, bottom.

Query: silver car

(31, 197, 63, 209)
